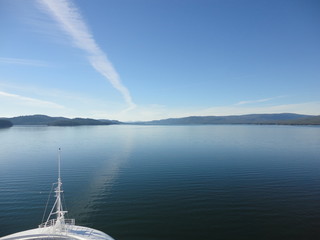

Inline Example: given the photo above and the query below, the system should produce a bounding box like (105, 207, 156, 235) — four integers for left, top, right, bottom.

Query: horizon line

(1, 112, 317, 122)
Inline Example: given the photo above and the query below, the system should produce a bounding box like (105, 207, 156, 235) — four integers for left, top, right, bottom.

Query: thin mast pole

(58, 148, 61, 183)
(56, 148, 64, 222)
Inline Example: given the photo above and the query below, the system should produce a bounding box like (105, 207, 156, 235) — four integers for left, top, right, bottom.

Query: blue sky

(1, 0, 319, 121)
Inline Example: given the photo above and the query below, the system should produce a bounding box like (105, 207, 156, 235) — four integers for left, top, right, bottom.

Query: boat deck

(0, 225, 114, 240)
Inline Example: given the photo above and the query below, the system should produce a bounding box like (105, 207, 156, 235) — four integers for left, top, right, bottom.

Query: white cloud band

(0, 91, 64, 109)
(0, 57, 48, 67)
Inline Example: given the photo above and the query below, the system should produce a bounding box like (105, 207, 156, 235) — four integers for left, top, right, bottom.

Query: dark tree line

(0, 119, 13, 128)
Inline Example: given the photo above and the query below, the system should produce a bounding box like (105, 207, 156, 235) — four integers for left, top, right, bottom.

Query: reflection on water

(0, 125, 320, 239)
(71, 126, 135, 223)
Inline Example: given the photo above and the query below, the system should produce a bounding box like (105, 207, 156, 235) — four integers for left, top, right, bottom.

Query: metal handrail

(39, 218, 75, 228)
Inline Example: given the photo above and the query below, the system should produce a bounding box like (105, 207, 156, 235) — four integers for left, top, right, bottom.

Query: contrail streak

(37, 0, 136, 110)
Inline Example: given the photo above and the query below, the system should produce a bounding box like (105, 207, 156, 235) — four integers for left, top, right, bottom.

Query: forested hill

(137, 113, 320, 125)
(8, 115, 68, 125)
(0, 119, 13, 128)
(3, 115, 121, 126)
(47, 118, 120, 126)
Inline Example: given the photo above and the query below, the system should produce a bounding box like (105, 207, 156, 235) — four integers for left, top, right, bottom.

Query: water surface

(0, 125, 320, 239)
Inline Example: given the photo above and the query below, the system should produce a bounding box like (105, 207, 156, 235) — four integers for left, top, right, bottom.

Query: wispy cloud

(0, 57, 49, 67)
(36, 0, 136, 110)
(235, 96, 286, 105)
(0, 90, 64, 109)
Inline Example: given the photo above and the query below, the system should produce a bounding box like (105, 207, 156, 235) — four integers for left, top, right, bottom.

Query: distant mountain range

(134, 113, 320, 125)
(1, 115, 121, 126)
(1, 113, 320, 126)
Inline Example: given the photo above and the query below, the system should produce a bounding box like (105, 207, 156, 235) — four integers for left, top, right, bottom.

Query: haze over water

(1, 125, 320, 239)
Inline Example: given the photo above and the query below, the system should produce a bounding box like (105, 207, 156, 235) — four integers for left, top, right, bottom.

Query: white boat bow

(1, 148, 114, 240)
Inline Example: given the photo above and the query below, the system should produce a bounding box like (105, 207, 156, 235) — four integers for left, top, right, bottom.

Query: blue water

(0, 125, 320, 239)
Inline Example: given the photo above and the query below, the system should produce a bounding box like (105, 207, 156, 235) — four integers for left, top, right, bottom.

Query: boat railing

(39, 218, 75, 228)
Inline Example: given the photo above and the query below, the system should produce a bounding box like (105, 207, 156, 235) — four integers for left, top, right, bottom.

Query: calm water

(0, 125, 320, 239)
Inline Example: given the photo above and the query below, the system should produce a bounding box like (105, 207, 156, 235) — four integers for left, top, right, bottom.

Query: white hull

(1, 224, 114, 240)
